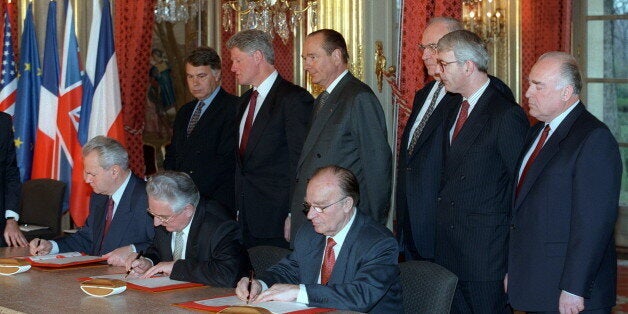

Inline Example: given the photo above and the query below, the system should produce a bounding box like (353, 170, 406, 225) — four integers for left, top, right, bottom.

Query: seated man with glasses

(234, 165, 402, 313)
(29, 136, 155, 266)
(125, 171, 251, 287)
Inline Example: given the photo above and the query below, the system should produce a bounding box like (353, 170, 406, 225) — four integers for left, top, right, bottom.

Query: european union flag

(13, 3, 41, 181)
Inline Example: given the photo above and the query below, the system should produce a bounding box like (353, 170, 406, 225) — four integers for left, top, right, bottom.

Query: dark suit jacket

(235, 75, 312, 239)
(144, 198, 251, 287)
(435, 80, 528, 281)
(0, 112, 21, 247)
(396, 81, 460, 259)
(508, 103, 620, 311)
(291, 72, 392, 241)
(259, 211, 402, 313)
(56, 174, 154, 255)
(164, 87, 238, 211)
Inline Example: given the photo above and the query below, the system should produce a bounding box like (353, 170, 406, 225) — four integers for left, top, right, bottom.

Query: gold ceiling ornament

(462, 0, 506, 41)
(222, 0, 319, 44)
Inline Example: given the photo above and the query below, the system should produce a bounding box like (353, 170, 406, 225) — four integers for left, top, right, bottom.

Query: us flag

(0, 10, 17, 115)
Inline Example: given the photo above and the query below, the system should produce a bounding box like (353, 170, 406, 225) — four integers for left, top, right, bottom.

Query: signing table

(0, 247, 352, 313)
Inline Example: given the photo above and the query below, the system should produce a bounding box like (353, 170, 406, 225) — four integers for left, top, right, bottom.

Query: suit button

(189, 170, 194, 174)
(450, 201, 455, 206)
(295, 178, 300, 183)
(406, 167, 411, 171)
(449, 225, 454, 229)
(437, 197, 442, 202)
(510, 224, 516, 230)
(240, 193, 244, 197)
(316, 153, 321, 158)
(460, 175, 465, 180)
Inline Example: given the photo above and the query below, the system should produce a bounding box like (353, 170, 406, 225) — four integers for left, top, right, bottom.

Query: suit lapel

(91, 195, 108, 253)
(298, 73, 353, 170)
(445, 89, 493, 174)
(243, 76, 282, 160)
(514, 104, 585, 210)
(187, 89, 223, 139)
(102, 175, 137, 251)
(327, 213, 364, 285)
(302, 233, 326, 284)
(401, 82, 434, 161)
(184, 208, 204, 260)
(410, 92, 459, 161)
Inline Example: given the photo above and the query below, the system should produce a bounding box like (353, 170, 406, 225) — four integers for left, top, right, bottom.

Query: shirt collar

(110, 171, 131, 206)
(546, 100, 580, 132)
(463, 78, 490, 108)
(256, 70, 279, 98)
(327, 209, 357, 247)
(325, 70, 349, 94)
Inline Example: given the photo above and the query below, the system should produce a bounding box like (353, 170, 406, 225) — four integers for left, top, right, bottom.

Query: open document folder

(175, 295, 333, 314)
(81, 273, 203, 292)
(26, 252, 106, 267)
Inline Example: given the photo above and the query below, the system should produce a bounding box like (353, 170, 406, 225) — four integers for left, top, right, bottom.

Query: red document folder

(175, 295, 333, 313)
(26, 252, 106, 268)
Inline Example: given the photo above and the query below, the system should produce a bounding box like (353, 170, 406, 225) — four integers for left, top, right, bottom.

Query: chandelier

(462, 0, 505, 41)
(222, 0, 319, 44)
(155, 0, 203, 23)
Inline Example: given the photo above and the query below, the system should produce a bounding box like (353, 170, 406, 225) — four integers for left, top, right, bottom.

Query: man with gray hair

(433, 30, 528, 313)
(29, 136, 154, 266)
(126, 171, 251, 287)
(227, 29, 312, 249)
(507, 52, 620, 313)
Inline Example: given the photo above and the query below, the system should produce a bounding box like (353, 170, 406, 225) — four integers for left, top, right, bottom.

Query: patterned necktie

(187, 101, 204, 136)
(240, 90, 259, 156)
(99, 197, 114, 253)
(516, 125, 551, 196)
(320, 237, 336, 285)
(408, 82, 444, 155)
(173, 231, 185, 260)
(314, 91, 330, 116)
(451, 100, 470, 142)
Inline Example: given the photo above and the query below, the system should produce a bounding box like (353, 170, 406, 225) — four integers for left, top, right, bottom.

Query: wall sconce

(462, 0, 505, 41)
(222, 0, 319, 44)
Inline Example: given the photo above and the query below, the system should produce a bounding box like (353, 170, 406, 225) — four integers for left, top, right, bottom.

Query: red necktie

(239, 90, 259, 157)
(100, 197, 114, 253)
(320, 238, 336, 285)
(516, 125, 551, 196)
(452, 100, 470, 142)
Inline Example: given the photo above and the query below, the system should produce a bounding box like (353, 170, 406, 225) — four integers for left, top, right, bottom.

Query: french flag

(32, 1, 60, 180)
(81, 0, 125, 144)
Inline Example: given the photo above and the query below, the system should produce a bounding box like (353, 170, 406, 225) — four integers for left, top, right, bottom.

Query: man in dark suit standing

(290, 29, 392, 243)
(507, 52, 620, 314)
(396, 17, 463, 261)
(126, 171, 251, 287)
(227, 29, 313, 249)
(29, 136, 154, 266)
(0, 112, 27, 247)
(164, 47, 238, 211)
(235, 166, 402, 313)
(434, 30, 528, 313)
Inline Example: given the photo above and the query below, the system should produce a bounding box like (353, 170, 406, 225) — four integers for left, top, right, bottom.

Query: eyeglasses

(147, 208, 181, 224)
(436, 59, 461, 72)
(419, 43, 438, 53)
(302, 196, 347, 215)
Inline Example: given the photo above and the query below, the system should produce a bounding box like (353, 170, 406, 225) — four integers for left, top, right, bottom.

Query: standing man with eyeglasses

(234, 165, 402, 313)
(29, 136, 154, 266)
(126, 171, 250, 287)
(164, 47, 239, 213)
(433, 30, 528, 313)
(227, 29, 313, 249)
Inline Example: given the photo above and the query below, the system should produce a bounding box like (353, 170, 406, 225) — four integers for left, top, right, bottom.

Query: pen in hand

(125, 250, 144, 278)
(246, 269, 255, 304)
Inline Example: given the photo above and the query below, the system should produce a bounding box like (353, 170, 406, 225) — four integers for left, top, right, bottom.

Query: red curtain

(520, 0, 572, 115)
(114, 0, 156, 175)
(397, 0, 461, 147)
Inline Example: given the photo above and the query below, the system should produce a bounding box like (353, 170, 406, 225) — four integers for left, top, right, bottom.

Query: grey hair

(437, 29, 489, 72)
(428, 17, 464, 32)
(226, 29, 275, 65)
(82, 136, 129, 170)
(538, 51, 582, 95)
(146, 171, 200, 213)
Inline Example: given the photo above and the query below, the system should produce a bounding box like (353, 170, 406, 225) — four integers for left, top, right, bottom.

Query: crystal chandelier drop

(462, 0, 506, 41)
(155, 0, 203, 23)
(222, 0, 319, 44)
